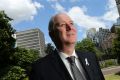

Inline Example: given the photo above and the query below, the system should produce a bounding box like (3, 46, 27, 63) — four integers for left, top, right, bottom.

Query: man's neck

(58, 44, 75, 56)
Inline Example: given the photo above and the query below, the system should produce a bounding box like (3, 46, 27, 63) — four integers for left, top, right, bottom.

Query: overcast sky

(0, 0, 119, 43)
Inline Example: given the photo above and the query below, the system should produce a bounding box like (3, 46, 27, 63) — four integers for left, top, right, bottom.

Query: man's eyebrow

(60, 20, 73, 23)
(54, 23, 59, 26)
(55, 20, 73, 25)
(69, 20, 73, 22)
(54, 21, 65, 25)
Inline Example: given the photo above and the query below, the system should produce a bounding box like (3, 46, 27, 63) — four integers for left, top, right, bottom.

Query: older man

(29, 13, 105, 80)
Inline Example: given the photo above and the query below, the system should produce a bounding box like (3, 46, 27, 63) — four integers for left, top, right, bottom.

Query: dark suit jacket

(29, 50, 105, 80)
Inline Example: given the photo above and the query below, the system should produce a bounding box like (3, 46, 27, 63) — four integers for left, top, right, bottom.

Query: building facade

(16, 28, 46, 57)
(101, 33, 116, 50)
(115, 0, 120, 16)
(93, 28, 111, 48)
(86, 28, 96, 41)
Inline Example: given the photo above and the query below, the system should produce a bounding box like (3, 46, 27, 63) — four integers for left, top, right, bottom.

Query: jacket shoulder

(76, 50, 96, 57)
(32, 53, 53, 67)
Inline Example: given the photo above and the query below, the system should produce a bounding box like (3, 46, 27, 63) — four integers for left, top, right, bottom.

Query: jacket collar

(75, 50, 94, 80)
(50, 49, 94, 80)
(50, 49, 73, 80)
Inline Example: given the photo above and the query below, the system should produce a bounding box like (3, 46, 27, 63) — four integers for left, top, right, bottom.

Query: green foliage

(0, 11, 40, 80)
(100, 59, 118, 68)
(75, 38, 105, 60)
(0, 11, 16, 67)
(113, 28, 120, 64)
(0, 66, 26, 80)
(75, 38, 95, 52)
(11, 47, 40, 68)
(0, 11, 16, 50)
(0, 48, 40, 79)
(45, 43, 54, 54)
(94, 47, 104, 60)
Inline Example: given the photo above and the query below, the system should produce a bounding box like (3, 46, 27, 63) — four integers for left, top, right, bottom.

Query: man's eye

(70, 22, 74, 25)
(60, 23, 66, 27)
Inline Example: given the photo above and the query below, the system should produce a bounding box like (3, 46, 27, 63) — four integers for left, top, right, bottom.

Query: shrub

(100, 59, 118, 68)
(0, 66, 26, 80)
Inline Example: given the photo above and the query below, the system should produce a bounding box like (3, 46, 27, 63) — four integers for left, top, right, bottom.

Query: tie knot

(67, 56, 75, 64)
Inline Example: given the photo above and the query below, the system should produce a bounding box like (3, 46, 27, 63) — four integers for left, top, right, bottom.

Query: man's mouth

(67, 33, 75, 36)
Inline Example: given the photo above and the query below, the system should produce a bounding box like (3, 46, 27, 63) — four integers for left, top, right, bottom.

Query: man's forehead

(54, 13, 72, 22)
(55, 13, 69, 17)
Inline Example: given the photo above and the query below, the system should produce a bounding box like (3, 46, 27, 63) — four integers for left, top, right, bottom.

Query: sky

(0, 0, 119, 44)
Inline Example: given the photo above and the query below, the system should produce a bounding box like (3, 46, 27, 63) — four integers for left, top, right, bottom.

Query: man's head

(48, 13, 77, 49)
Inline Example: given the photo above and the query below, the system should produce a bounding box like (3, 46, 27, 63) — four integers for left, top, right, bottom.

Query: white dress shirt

(58, 50, 86, 80)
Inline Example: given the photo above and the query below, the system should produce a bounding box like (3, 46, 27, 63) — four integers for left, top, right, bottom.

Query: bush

(0, 48, 40, 80)
(11, 47, 39, 68)
(100, 59, 118, 68)
(0, 66, 26, 80)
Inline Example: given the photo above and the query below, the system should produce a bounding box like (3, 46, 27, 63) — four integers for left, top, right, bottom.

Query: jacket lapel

(76, 51, 94, 80)
(50, 50, 73, 80)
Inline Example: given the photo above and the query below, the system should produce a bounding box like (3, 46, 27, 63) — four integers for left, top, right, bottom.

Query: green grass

(105, 74, 120, 80)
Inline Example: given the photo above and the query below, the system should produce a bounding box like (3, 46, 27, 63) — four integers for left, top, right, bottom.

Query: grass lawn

(105, 74, 120, 80)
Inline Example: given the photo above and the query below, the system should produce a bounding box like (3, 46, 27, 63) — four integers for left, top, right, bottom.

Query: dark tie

(67, 56, 85, 80)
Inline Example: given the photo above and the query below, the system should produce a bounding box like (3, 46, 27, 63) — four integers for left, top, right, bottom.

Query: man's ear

(49, 31, 55, 41)
(49, 31, 61, 49)
(49, 31, 59, 44)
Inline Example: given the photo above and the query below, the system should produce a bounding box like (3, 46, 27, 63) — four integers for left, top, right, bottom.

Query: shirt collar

(58, 49, 78, 60)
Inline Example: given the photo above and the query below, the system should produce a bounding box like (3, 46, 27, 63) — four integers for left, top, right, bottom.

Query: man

(29, 13, 105, 80)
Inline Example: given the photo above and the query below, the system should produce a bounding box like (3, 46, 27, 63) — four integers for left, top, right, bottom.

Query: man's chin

(65, 41, 76, 44)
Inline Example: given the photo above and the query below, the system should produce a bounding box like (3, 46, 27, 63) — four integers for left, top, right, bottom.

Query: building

(101, 33, 116, 50)
(115, 0, 120, 16)
(101, 0, 120, 50)
(93, 28, 111, 49)
(111, 24, 120, 33)
(115, 0, 120, 25)
(16, 28, 46, 57)
(86, 28, 96, 41)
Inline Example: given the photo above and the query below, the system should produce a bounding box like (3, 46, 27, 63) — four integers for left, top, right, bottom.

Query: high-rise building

(16, 28, 46, 57)
(94, 28, 111, 48)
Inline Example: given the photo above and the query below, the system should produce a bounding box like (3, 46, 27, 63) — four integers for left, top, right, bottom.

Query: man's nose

(66, 23, 73, 31)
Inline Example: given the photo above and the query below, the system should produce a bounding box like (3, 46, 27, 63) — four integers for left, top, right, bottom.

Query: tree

(75, 38, 104, 60)
(0, 48, 40, 80)
(11, 47, 40, 79)
(0, 11, 16, 68)
(45, 43, 55, 54)
(11, 47, 40, 68)
(0, 11, 40, 79)
(94, 47, 104, 60)
(0, 66, 26, 80)
(113, 28, 120, 64)
(75, 38, 95, 52)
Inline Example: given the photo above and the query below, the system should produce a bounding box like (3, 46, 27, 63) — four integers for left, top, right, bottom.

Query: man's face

(53, 14, 77, 45)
